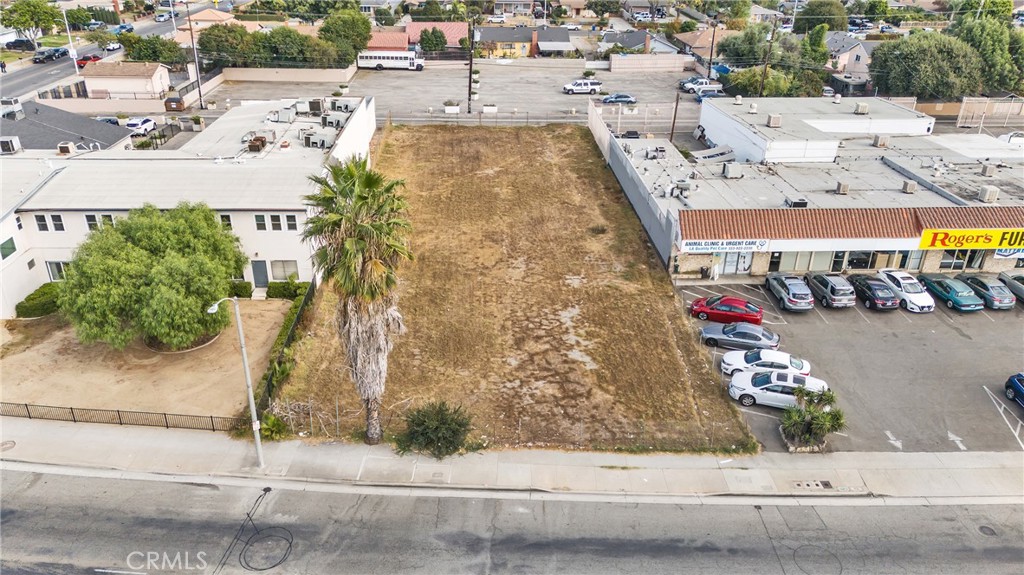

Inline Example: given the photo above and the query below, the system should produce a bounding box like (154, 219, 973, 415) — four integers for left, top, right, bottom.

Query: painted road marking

(739, 408, 780, 421)
(983, 385, 1024, 451)
(884, 430, 903, 451)
(947, 431, 968, 451)
(979, 309, 996, 322)
(852, 304, 871, 324)
(812, 306, 830, 325)
(721, 284, 769, 305)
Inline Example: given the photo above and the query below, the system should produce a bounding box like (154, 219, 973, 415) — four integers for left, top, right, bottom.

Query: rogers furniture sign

(919, 228, 1024, 250)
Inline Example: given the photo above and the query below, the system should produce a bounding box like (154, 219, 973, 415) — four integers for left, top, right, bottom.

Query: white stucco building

(0, 96, 377, 318)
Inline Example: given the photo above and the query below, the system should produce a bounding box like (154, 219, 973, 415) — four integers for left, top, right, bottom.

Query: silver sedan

(700, 322, 780, 351)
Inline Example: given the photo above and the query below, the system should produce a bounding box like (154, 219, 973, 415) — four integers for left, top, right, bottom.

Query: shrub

(229, 280, 253, 298)
(133, 139, 153, 149)
(266, 280, 309, 299)
(582, 70, 596, 78)
(269, 287, 309, 356)
(396, 401, 473, 460)
(332, 90, 343, 96)
(260, 413, 288, 440)
(16, 282, 60, 318)
(443, 99, 459, 107)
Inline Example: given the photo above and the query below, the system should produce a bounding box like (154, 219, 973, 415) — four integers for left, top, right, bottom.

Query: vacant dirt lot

(1, 300, 290, 416)
(284, 125, 752, 451)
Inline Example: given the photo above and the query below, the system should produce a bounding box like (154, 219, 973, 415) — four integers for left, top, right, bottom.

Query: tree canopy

(58, 203, 248, 351)
(724, 66, 792, 96)
(585, 0, 621, 17)
(127, 35, 188, 65)
(793, 0, 847, 34)
(0, 0, 62, 46)
(952, 16, 1022, 92)
(374, 7, 396, 26)
(199, 24, 341, 68)
(864, 0, 889, 21)
(870, 33, 984, 99)
(800, 23, 830, 67)
(318, 10, 371, 67)
(419, 27, 447, 51)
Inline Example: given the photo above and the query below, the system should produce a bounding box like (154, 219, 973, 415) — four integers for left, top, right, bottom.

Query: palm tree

(781, 387, 847, 447)
(303, 158, 413, 444)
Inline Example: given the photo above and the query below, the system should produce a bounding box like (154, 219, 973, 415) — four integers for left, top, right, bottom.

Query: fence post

(25, 403, 32, 419)
(70, 406, 77, 423)
(163, 412, 169, 428)
(117, 410, 123, 425)
(210, 415, 215, 431)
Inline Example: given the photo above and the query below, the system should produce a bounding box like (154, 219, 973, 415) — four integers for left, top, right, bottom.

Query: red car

(76, 54, 102, 68)
(689, 295, 764, 325)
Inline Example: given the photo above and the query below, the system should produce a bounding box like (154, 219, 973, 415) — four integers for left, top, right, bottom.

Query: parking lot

(679, 281, 1024, 453)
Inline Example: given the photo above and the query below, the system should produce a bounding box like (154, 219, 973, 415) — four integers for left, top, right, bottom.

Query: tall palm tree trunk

(340, 295, 405, 444)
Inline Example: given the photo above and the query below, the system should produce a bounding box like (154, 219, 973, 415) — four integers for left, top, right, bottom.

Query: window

(846, 251, 873, 270)
(809, 251, 831, 271)
(47, 261, 69, 281)
(854, 54, 862, 62)
(897, 250, 924, 271)
(1, 237, 15, 260)
(51, 215, 64, 231)
(85, 214, 113, 230)
(27, 258, 35, 270)
(285, 215, 297, 231)
(270, 260, 298, 281)
(939, 249, 984, 271)
(35, 215, 48, 232)
(768, 252, 782, 272)
(831, 251, 846, 272)
(255, 215, 267, 231)
(1016, 258, 1024, 269)
(15, 216, 22, 230)
(270, 215, 282, 231)
(220, 214, 232, 230)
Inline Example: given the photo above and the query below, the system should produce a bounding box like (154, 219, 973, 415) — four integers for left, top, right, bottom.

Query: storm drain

(792, 480, 833, 489)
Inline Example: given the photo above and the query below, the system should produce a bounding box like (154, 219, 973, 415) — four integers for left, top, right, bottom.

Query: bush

(260, 413, 288, 440)
(229, 280, 253, 298)
(266, 280, 310, 299)
(269, 287, 309, 357)
(582, 70, 596, 78)
(16, 282, 60, 318)
(396, 401, 473, 460)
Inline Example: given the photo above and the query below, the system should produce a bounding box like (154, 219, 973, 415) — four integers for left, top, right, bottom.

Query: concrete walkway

(1, 417, 1021, 505)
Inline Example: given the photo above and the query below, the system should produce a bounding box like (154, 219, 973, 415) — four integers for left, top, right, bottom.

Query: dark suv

(6, 38, 35, 51)
(804, 272, 856, 308)
(33, 48, 58, 63)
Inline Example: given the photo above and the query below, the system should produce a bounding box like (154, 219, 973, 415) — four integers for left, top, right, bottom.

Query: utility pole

(61, 8, 78, 76)
(467, 17, 475, 114)
(707, 20, 718, 77)
(187, 5, 204, 110)
(757, 18, 779, 98)
(669, 90, 680, 141)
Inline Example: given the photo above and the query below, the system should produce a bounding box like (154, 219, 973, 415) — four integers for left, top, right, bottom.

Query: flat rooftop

(704, 96, 934, 141)
(622, 133, 1024, 211)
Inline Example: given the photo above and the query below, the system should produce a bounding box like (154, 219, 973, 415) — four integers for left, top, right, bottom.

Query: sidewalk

(1, 417, 1021, 504)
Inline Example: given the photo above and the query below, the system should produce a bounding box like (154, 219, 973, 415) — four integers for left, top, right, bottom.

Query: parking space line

(983, 386, 1024, 451)
(899, 309, 913, 323)
(852, 305, 871, 324)
(812, 306, 830, 325)
(721, 284, 769, 305)
(679, 289, 707, 301)
(739, 408, 779, 420)
(979, 310, 996, 322)
(932, 305, 960, 326)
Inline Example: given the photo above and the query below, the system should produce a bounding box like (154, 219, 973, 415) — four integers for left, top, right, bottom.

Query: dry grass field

(283, 124, 754, 452)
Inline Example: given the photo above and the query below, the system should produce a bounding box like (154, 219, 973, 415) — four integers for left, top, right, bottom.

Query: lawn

(282, 125, 754, 452)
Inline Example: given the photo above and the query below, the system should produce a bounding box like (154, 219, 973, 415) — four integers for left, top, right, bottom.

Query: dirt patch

(1, 300, 291, 416)
(284, 125, 753, 451)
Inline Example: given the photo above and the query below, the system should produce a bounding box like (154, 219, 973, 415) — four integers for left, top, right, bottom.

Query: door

(723, 252, 739, 274)
(252, 261, 269, 288)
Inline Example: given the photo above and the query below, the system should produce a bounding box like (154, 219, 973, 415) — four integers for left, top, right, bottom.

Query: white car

(720, 349, 811, 377)
(155, 12, 171, 22)
(103, 41, 122, 51)
(561, 23, 581, 30)
(487, 14, 506, 23)
(562, 79, 602, 94)
(876, 268, 935, 313)
(126, 117, 156, 136)
(729, 372, 829, 409)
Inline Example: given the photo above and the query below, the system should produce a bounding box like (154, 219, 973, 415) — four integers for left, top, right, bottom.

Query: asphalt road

(2, 470, 1022, 574)
(0, 2, 214, 99)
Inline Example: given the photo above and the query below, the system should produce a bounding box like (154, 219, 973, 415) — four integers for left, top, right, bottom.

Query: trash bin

(164, 97, 184, 112)
(591, 24, 597, 31)
(700, 266, 711, 279)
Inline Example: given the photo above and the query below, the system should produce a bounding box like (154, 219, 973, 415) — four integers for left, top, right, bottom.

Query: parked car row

(32, 47, 69, 63)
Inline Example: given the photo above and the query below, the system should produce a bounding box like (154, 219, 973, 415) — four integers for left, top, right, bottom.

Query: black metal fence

(0, 402, 241, 432)
(177, 67, 223, 98)
(37, 80, 88, 100)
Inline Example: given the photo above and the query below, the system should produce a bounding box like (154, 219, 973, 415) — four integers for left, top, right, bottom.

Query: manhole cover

(0, 441, 15, 452)
(979, 525, 997, 537)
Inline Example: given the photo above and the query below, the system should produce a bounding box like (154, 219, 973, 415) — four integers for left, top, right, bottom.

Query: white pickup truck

(681, 78, 723, 93)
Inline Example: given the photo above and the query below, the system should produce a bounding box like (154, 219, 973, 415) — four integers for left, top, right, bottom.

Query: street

(1, 469, 1022, 574)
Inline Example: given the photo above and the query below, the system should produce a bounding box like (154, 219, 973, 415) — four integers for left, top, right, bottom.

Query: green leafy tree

(585, 0, 622, 17)
(303, 159, 413, 445)
(127, 35, 187, 64)
(414, 0, 446, 21)
(678, 19, 698, 33)
(789, 69, 830, 96)
(58, 203, 247, 351)
(956, 0, 1013, 20)
(729, 0, 751, 20)
(318, 10, 371, 67)
(65, 7, 92, 29)
(718, 22, 800, 69)
(1010, 30, 1024, 90)
(374, 7, 396, 25)
(86, 30, 117, 49)
(870, 33, 984, 99)
(197, 23, 250, 67)
(780, 388, 847, 447)
(0, 0, 62, 48)
(793, 0, 846, 34)
(865, 0, 889, 21)
(800, 23, 829, 66)
(952, 16, 1020, 91)
(118, 32, 143, 54)
(724, 66, 792, 96)
(420, 27, 447, 51)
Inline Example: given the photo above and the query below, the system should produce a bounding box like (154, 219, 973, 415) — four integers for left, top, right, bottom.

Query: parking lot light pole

(207, 297, 265, 469)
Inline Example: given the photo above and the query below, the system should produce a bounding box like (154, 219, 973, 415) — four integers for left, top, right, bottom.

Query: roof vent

(854, 102, 870, 115)
(0, 136, 23, 155)
(978, 185, 1000, 203)
(833, 94, 842, 104)
(748, 103, 757, 114)
(722, 162, 744, 178)
(872, 134, 889, 148)
(980, 163, 997, 177)
(57, 141, 75, 155)
(734, 95, 743, 105)
(766, 114, 782, 128)
(835, 181, 850, 195)
(902, 180, 918, 194)
(785, 197, 808, 208)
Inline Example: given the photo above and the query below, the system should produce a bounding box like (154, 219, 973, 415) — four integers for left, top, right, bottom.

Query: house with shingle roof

(672, 28, 740, 66)
(405, 21, 468, 48)
(825, 31, 882, 75)
(367, 31, 410, 51)
(79, 62, 172, 99)
(476, 26, 534, 58)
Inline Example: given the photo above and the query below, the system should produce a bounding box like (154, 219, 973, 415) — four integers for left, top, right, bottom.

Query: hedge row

(267, 281, 310, 300)
(229, 281, 254, 299)
(270, 283, 310, 358)
(15, 283, 60, 318)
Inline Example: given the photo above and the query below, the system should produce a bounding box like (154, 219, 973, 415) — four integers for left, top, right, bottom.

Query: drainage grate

(793, 480, 834, 490)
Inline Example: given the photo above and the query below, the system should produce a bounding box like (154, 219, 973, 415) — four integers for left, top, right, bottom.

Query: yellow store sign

(919, 228, 1024, 250)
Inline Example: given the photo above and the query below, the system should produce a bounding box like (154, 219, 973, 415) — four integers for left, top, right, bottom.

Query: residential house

(672, 28, 740, 67)
(825, 31, 880, 75)
(494, 0, 533, 15)
(405, 21, 468, 48)
(476, 26, 534, 58)
(173, 9, 238, 46)
(749, 5, 783, 22)
(557, 0, 592, 18)
(599, 30, 677, 54)
(367, 31, 410, 50)
(536, 26, 577, 57)
(360, 0, 403, 17)
(79, 62, 172, 100)
(0, 97, 378, 318)
(0, 99, 132, 152)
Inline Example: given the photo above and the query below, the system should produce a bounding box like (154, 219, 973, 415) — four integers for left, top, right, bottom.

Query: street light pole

(207, 297, 265, 469)
(61, 8, 79, 76)
(187, 5, 205, 110)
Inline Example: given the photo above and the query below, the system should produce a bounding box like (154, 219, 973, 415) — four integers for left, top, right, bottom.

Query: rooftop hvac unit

(854, 102, 870, 115)
(872, 134, 890, 148)
(733, 95, 743, 105)
(785, 197, 808, 208)
(902, 180, 918, 194)
(57, 141, 75, 155)
(321, 113, 347, 128)
(748, 103, 757, 114)
(835, 181, 850, 195)
(0, 136, 23, 155)
(307, 99, 324, 115)
(978, 185, 1000, 203)
(645, 146, 666, 160)
(330, 99, 353, 113)
(273, 107, 296, 123)
(981, 163, 997, 177)
(723, 162, 744, 178)
(766, 114, 782, 128)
